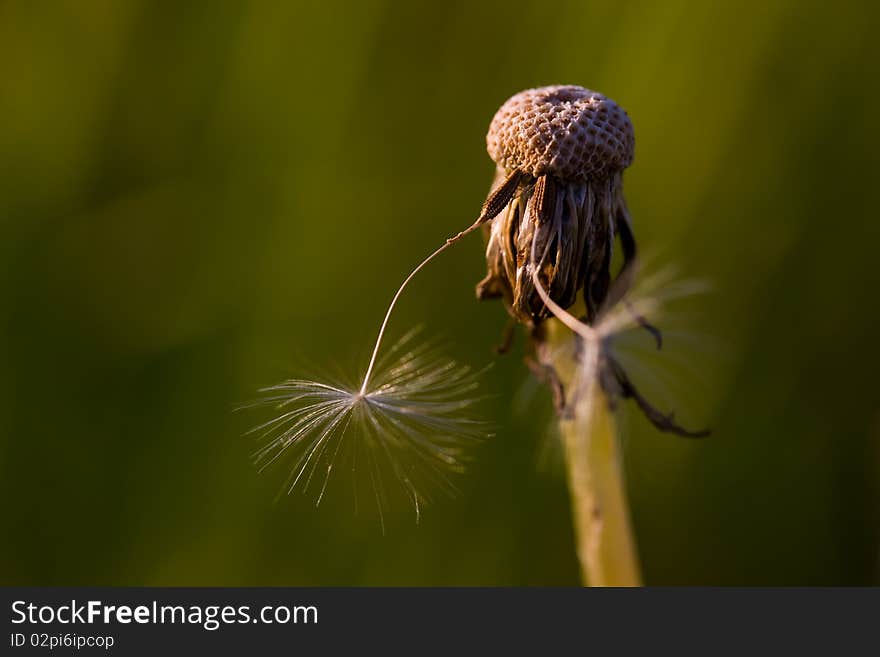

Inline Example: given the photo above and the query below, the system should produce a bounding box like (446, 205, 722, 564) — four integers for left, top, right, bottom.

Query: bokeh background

(1, 0, 878, 586)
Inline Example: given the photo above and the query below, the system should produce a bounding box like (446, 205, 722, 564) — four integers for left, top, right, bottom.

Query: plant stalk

(546, 319, 642, 586)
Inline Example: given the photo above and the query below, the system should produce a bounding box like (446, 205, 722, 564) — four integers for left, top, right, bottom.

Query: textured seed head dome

(486, 85, 635, 182)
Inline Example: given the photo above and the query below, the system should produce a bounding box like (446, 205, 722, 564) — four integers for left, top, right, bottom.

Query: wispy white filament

(246, 332, 490, 527)
(359, 218, 485, 394)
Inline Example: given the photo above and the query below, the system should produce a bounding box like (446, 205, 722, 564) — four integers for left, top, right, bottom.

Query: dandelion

(474, 86, 706, 433)
(475, 85, 710, 585)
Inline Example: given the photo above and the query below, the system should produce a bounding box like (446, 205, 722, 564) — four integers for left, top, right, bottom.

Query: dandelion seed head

(477, 86, 709, 439)
(245, 331, 490, 525)
(478, 87, 637, 326)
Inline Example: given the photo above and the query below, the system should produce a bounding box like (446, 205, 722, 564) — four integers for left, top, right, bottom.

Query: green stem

(547, 319, 642, 586)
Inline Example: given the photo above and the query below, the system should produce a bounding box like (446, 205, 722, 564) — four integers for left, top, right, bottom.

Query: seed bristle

(246, 331, 491, 524)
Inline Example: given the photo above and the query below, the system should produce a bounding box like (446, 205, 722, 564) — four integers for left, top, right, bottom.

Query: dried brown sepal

(479, 169, 524, 223)
(476, 171, 631, 325)
(601, 352, 711, 438)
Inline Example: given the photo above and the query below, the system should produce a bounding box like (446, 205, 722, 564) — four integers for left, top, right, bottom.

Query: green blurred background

(1, 0, 878, 586)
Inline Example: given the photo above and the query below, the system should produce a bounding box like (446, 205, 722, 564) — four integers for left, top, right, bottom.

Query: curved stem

(359, 218, 484, 395)
(359, 170, 525, 394)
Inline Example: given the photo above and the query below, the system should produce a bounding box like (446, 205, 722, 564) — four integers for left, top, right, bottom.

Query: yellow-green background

(1, 0, 878, 585)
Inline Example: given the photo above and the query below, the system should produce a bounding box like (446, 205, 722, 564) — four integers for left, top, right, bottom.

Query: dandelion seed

(248, 131, 523, 517)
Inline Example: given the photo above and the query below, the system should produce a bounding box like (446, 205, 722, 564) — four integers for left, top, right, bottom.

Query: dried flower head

(476, 85, 706, 437)
(478, 85, 636, 324)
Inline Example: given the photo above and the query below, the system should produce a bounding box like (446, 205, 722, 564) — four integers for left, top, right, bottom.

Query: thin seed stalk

(546, 319, 642, 586)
